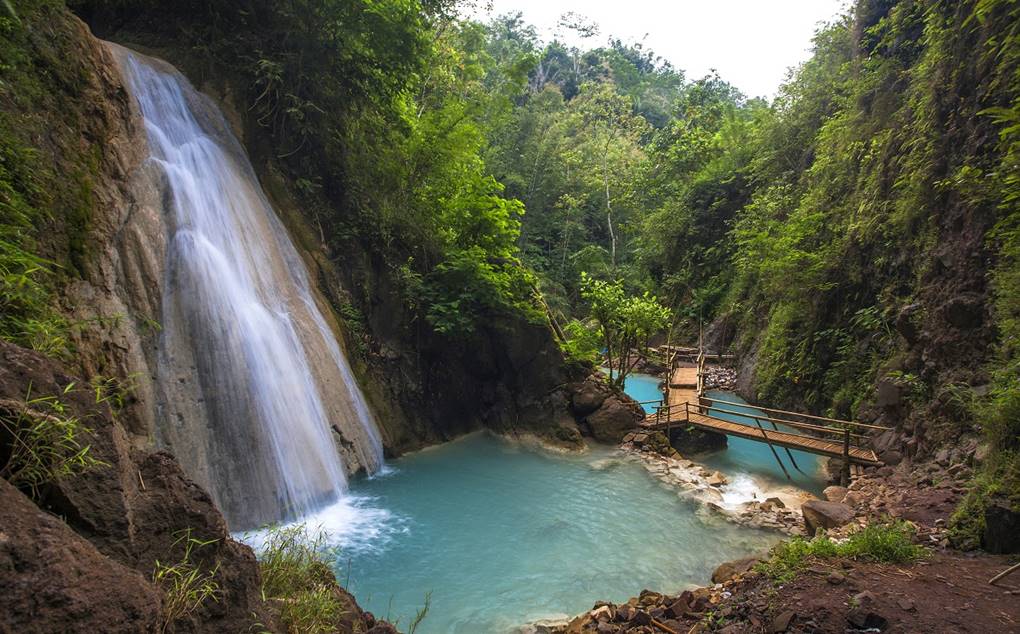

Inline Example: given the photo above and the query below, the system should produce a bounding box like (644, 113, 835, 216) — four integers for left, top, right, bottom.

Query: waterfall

(112, 46, 384, 529)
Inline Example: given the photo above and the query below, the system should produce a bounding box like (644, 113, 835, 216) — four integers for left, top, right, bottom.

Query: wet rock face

(0, 479, 162, 633)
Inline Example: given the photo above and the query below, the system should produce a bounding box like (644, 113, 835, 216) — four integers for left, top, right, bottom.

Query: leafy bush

(949, 0, 1020, 550)
(561, 318, 601, 364)
(580, 273, 671, 387)
(757, 521, 926, 583)
(0, 384, 106, 497)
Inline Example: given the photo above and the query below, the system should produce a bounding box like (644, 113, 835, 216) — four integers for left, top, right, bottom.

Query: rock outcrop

(801, 500, 855, 535)
(0, 479, 162, 634)
(983, 503, 1020, 554)
(711, 556, 761, 583)
(0, 339, 274, 633)
(569, 374, 645, 443)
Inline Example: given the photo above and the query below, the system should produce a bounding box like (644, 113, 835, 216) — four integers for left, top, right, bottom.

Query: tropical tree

(579, 273, 670, 388)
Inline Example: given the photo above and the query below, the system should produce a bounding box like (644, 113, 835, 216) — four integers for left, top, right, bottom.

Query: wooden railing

(643, 396, 890, 483)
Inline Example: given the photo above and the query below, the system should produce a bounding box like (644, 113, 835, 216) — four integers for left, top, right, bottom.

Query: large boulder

(983, 503, 1020, 554)
(0, 478, 162, 633)
(823, 486, 848, 503)
(711, 556, 760, 583)
(570, 377, 609, 417)
(801, 500, 855, 535)
(585, 396, 644, 442)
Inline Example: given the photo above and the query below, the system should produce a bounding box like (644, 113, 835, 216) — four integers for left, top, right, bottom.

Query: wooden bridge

(641, 399, 883, 468)
(640, 342, 888, 483)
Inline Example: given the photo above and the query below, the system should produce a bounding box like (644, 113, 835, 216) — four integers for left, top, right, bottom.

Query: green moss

(0, 2, 109, 354)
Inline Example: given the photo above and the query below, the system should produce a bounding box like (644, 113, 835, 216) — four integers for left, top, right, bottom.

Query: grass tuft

(152, 529, 220, 633)
(757, 521, 927, 583)
(255, 524, 347, 634)
(0, 384, 107, 497)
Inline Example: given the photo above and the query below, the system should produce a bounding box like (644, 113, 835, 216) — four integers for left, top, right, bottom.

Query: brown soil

(719, 551, 1020, 634)
(561, 550, 1020, 634)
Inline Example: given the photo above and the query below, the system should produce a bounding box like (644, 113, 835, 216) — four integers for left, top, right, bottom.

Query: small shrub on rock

(0, 386, 106, 497)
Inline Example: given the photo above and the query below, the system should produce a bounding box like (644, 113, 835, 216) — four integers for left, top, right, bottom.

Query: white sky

(472, 0, 850, 99)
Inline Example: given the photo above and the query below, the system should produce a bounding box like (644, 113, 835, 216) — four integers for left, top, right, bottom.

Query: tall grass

(256, 524, 347, 634)
(0, 383, 107, 497)
(152, 529, 220, 633)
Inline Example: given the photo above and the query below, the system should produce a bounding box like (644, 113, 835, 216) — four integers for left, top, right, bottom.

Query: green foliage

(580, 272, 670, 388)
(152, 529, 220, 633)
(0, 129, 66, 353)
(757, 521, 926, 583)
(0, 0, 123, 356)
(91, 373, 139, 415)
(0, 384, 107, 497)
(949, 445, 1020, 549)
(560, 318, 601, 364)
(407, 591, 432, 634)
(255, 524, 347, 634)
(76, 0, 544, 340)
(948, 0, 1020, 549)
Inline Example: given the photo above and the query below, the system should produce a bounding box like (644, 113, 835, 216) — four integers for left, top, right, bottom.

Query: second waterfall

(112, 45, 384, 529)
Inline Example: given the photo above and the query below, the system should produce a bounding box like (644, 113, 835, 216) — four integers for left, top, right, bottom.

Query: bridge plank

(642, 410, 882, 466)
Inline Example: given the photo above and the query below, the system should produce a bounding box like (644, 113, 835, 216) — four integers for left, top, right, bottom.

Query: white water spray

(113, 46, 384, 528)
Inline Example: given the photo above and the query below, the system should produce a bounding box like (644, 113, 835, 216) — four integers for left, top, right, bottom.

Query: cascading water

(111, 45, 384, 529)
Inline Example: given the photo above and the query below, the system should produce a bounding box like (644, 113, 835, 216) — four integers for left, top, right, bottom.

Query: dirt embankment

(554, 550, 1020, 634)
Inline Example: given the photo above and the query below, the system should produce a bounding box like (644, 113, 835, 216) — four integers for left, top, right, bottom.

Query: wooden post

(770, 419, 806, 475)
(754, 421, 791, 481)
(840, 427, 851, 487)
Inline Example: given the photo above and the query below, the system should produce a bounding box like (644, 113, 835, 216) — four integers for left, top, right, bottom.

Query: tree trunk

(602, 150, 616, 268)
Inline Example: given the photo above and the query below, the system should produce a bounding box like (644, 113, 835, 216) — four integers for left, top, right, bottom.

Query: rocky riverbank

(541, 450, 1020, 634)
(701, 366, 737, 392)
(619, 432, 808, 535)
(544, 547, 1020, 634)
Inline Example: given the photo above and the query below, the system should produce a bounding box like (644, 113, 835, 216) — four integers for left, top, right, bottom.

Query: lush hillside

(464, 0, 1020, 547)
(4, 0, 1018, 566)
